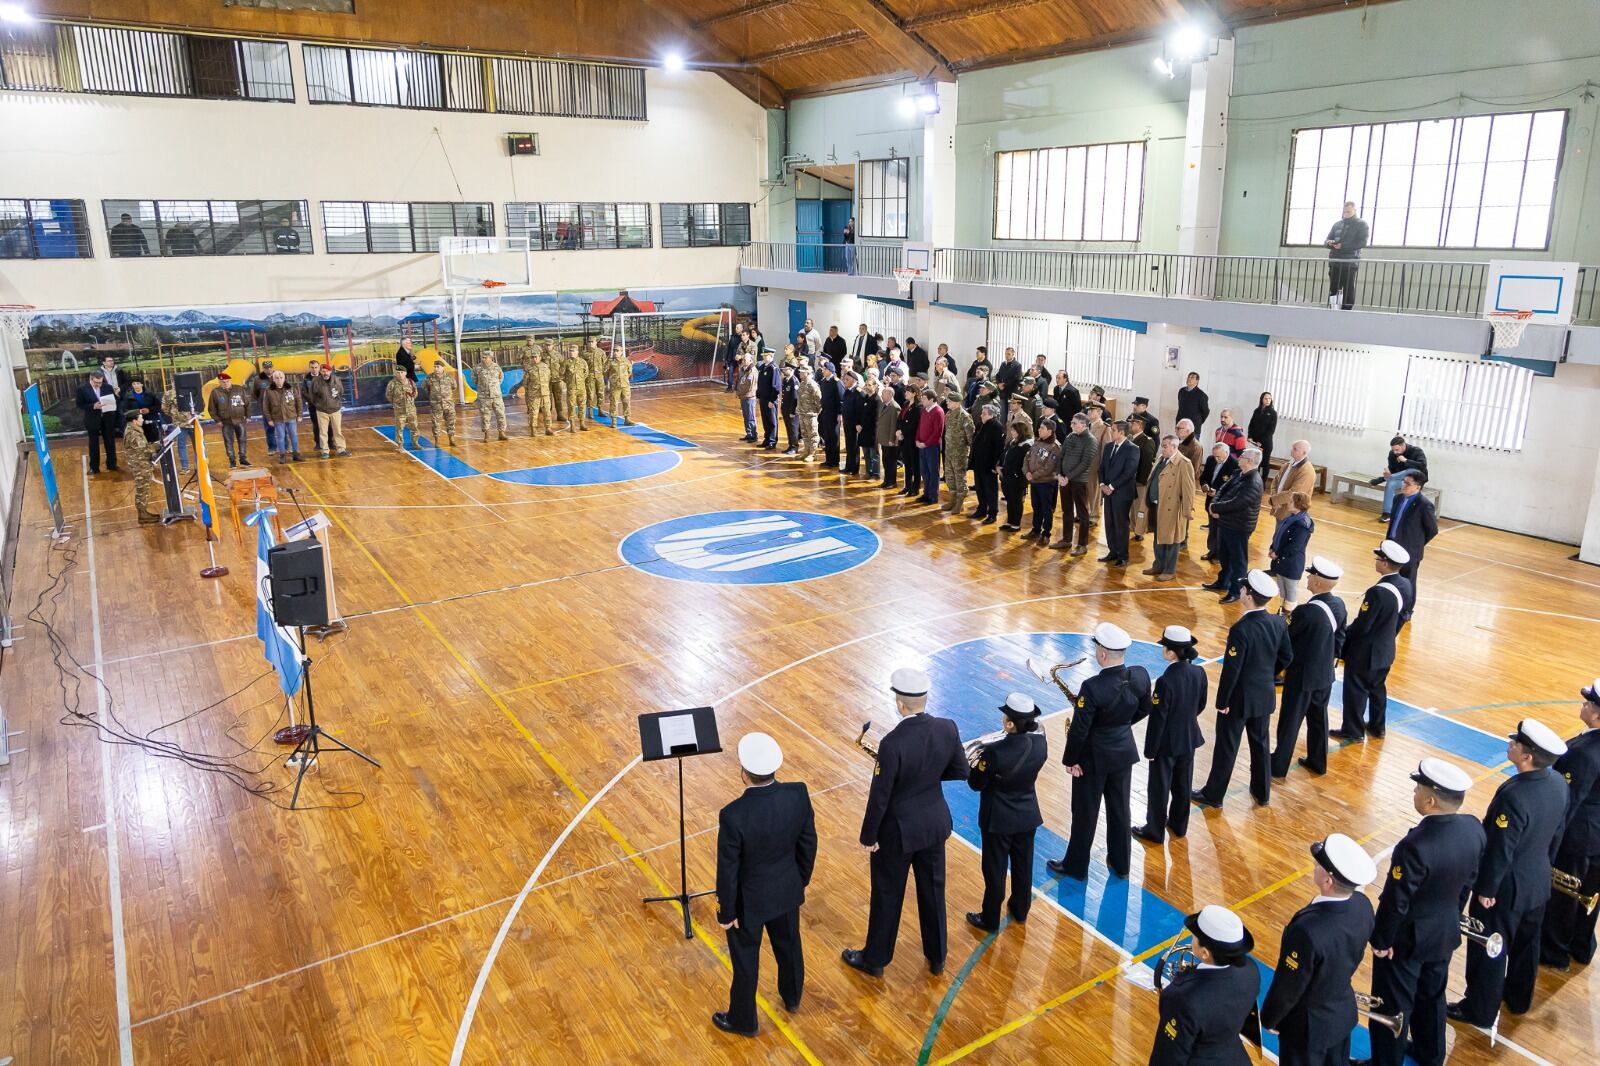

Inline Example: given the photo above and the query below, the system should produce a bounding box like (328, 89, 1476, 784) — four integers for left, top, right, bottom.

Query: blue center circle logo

(618, 509, 881, 585)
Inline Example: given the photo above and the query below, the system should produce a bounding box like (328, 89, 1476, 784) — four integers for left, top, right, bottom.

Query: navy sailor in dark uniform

(1261, 833, 1377, 1066)
(1149, 904, 1261, 1066)
(1540, 679, 1600, 970)
(713, 733, 818, 1037)
(1196, 571, 1293, 809)
(1134, 626, 1207, 845)
(965, 693, 1048, 932)
(1356, 758, 1484, 1066)
(1271, 556, 1347, 777)
(1047, 622, 1151, 881)
(1449, 719, 1571, 1026)
(1334, 540, 1413, 740)
(844, 667, 969, 978)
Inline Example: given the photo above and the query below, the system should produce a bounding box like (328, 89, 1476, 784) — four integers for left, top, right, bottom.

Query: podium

(638, 707, 720, 939)
(151, 423, 195, 525)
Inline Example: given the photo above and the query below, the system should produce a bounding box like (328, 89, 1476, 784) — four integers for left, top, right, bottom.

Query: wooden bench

(1330, 470, 1443, 514)
(1265, 457, 1328, 494)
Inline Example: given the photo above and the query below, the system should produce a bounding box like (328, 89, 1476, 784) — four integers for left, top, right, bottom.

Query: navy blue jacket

(859, 713, 968, 855)
(1146, 661, 1207, 759)
(1283, 593, 1346, 693)
(1064, 664, 1151, 774)
(1269, 511, 1313, 579)
(1216, 609, 1293, 719)
(817, 377, 845, 425)
(1342, 575, 1413, 672)
(1098, 436, 1140, 498)
(1475, 767, 1571, 912)
(716, 781, 817, 929)
(1150, 960, 1259, 1066)
(967, 731, 1047, 835)
(1555, 729, 1600, 860)
(1261, 894, 1374, 1056)
(1386, 492, 1438, 566)
(1372, 813, 1485, 960)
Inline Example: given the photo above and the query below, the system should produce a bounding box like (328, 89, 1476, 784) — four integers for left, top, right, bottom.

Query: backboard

(440, 236, 533, 291)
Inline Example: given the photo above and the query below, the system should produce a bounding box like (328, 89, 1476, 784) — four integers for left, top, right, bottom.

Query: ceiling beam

(743, 30, 868, 65)
(904, 0, 1049, 31)
(831, 0, 957, 83)
(646, 0, 787, 106)
(695, 0, 800, 29)
(949, 26, 1156, 74)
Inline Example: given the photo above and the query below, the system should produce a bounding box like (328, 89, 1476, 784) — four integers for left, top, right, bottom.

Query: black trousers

(1541, 849, 1599, 967)
(1064, 481, 1092, 549)
(1341, 663, 1391, 735)
(901, 441, 921, 493)
(880, 445, 899, 487)
(725, 909, 803, 1033)
(782, 410, 798, 450)
(1200, 712, 1271, 806)
(1142, 754, 1194, 840)
(86, 423, 118, 472)
(1272, 681, 1330, 776)
(1328, 259, 1359, 309)
(1276, 1031, 1349, 1066)
(1217, 525, 1251, 595)
(1028, 482, 1058, 537)
(821, 419, 840, 467)
(842, 424, 859, 473)
(1002, 475, 1025, 525)
(1398, 560, 1420, 623)
(760, 400, 777, 446)
(1460, 896, 1545, 1024)
(864, 841, 948, 969)
(1370, 952, 1451, 1066)
(973, 467, 998, 518)
(979, 827, 1037, 927)
(1102, 489, 1133, 560)
(1061, 764, 1132, 878)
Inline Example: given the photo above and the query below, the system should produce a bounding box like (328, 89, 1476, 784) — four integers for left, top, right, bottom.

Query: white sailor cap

(1000, 692, 1040, 720)
(737, 732, 783, 776)
(1307, 556, 1343, 580)
(1510, 718, 1568, 759)
(1311, 832, 1377, 888)
(1581, 678, 1600, 706)
(1185, 904, 1253, 957)
(1159, 625, 1197, 650)
(1092, 622, 1131, 651)
(1246, 569, 1278, 599)
(1376, 539, 1411, 565)
(1410, 756, 1473, 798)
(889, 667, 931, 698)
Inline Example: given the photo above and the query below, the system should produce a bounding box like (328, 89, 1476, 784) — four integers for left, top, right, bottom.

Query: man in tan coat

(1266, 439, 1316, 519)
(1143, 435, 1196, 581)
(1084, 405, 1112, 522)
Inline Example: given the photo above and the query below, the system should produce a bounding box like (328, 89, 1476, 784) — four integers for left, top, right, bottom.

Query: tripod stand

(286, 625, 380, 809)
(642, 752, 715, 939)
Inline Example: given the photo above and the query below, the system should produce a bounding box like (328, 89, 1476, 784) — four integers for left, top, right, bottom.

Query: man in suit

(1269, 439, 1316, 520)
(1386, 472, 1438, 622)
(850, 323, 875, 366)
(1325, 201, 1369, 310)
(1204, 447, 1265, 604)
(713, 733, 817, 1037)
(965, 693, 1048, 931)
(755, 350, 779, 449)
(1129, 414, 1159, 542)
(1357, 758, 1485, 1066)
(1048, 623, 1151, 880)
(1540, 679, 1600, 970)
(1149, 905, 1260, 1066)
(1196, 571, 1293, 809)
(1261, 834, 1377, 1066)
(905, 337, 930, 380)
(1175, 371, 1210, 440)
(1098, 419, 1140, 567)
(994, 347, 1024, 411)
(822, 326, 847, 368)
(840, 370, 863, 474)
(1450, 720, 1571, 1026)
(1272, 557, 1348, 777)
(1198, 443, 1239, 562)
(1135, 626, 1207, 844)
(1335, 541, 1413, 740)
(75, 371, 120, 475)
(816, 360, 845, 469)
(844, 668, 969, 978)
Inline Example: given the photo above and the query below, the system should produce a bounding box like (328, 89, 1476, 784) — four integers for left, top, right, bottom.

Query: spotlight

(916, 90, 940, 115)
(1152, 56, 1175, 79)
(897, 95, 918, 120)
(663, 52, 685, 73)
(0, 4, 34, 22)
(1170, 24, 1207, 61)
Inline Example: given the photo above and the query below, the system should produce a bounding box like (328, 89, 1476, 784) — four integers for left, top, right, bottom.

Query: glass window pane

(1457, 116, 1492, 162)
(1292, 128, 1321, 167)
(104, 199, 158, 257)
(542, 203, 579, 249)
(156, 200, 213, 255)
(1514, 204, 1550, 249)
(1529, 110, 1566, 159)
(366, 201, 412, 252)
(1520, 159, 1557, 206)
(1488, 112, 1533, 161)
(349, 49, 401, 106)
(322, 201, 369, 253)
(1476, 205, 1516, 247)
(1482, 161, 1525, 207)
(1082, 144, 1105, 240)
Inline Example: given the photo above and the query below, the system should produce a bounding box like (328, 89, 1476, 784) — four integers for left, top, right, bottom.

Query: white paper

(657, 713, 698, 752)
(97, 395, 117, 412)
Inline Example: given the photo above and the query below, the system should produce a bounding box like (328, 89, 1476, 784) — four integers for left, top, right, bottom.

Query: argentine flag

(248, 507, 305, 697)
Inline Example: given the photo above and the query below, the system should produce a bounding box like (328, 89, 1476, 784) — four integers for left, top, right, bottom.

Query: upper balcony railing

(741, 241, 903, 279)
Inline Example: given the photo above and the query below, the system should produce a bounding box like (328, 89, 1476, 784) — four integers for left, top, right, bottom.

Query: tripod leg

(309, 727, 382, 768)
(287, 731, 318, 809)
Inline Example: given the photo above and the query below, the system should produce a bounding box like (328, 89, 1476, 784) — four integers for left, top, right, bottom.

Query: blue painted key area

(371, 426, 480, 479)
(372, 416, 699, 486)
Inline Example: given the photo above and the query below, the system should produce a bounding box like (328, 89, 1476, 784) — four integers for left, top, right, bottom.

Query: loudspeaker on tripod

(267, 538, 329, 627)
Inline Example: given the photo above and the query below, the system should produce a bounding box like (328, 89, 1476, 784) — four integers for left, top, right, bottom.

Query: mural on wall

(20, 285, 756, 434)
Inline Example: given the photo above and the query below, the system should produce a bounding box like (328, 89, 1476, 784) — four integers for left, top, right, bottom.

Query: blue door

(789, 300, 808, 349)
(822, 199, 851, 272)
(796, 199, 823, 272)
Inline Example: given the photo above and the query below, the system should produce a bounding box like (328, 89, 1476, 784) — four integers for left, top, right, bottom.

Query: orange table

(227, 468, 285, 548)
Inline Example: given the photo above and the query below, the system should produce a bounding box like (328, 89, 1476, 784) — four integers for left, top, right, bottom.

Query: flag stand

(200, 537, 228, 579)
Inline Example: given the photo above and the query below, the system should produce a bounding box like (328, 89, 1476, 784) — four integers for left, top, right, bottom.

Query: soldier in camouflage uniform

(604, 343, 633, 427)
(544, 342, 570, 430)
(520, 344, 555, 436)
(123, 407, 160, 524)
(562, 344, 590, 432)
(795, 364, 822, 462)
(425, 359, 458, 446)
(942, 390, 975, 513)
(476, 350, 509, 441)
(384, 367, 419, 448)
(584, 339, 608, 422)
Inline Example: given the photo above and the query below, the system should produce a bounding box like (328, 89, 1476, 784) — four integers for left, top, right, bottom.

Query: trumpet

(855, 722, 880, 760)
(1553, 869, 1599, 914)
(1461, 915, 1505, 959)
(1353, 992, 1405, 1036)
(1153, 946, 1197, 990)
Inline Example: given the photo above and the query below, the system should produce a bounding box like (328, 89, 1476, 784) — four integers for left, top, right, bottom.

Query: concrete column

(1580, 456, 1600, 564)
(1176, 39, 1233, 273)
(916, 81, 958, 344)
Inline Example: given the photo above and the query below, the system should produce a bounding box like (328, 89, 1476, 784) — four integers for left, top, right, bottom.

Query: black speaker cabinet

(267, 538, 329, 627)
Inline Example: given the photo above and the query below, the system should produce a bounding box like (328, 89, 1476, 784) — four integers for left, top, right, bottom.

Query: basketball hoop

(0, 303, 35, 342)
(481, 280, 507, 289)
(1487, 309, 1534, 350)
(893, 267, 921, 297)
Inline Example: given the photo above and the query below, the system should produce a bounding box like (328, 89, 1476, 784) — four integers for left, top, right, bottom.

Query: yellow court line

(290, 470, 823, 1065)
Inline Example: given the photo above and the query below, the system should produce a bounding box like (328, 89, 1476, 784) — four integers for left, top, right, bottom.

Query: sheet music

(658, 713, 697, 752)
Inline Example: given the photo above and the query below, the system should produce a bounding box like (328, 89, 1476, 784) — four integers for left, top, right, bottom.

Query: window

(0, 23, 292, 101)
(1063, 319, 1135, 391)
(987, 314, 1050, 368)
(1283, 109, 1567, 250)
(492, 57, 647, 120)
(0, 199, 92, 259)
(858, 159, 909, 239)
(102, 199, 311, 257)
(862, 300, 913, 347)
(320, 201, 493, 253)
(1265, 341, 1368, 430)
(994, 141, 1146, 242)
(660, 203, 751, 248)
(505, 203, 651, 250)
(1399, 355, 1532, 451)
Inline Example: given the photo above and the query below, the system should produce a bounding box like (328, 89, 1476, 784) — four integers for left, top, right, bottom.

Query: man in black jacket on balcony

(1176, 372, 1210, 440)
(1326, 201, 1370, 310)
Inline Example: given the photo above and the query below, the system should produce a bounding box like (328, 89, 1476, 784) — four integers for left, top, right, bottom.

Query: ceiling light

(916, 91, 940, 114)
(1170, 24, 1207, 61)
(0, 4, 35, 22)
(1152, 56, 1174, 79)
(897, 95, 917, 119)
(663, 52, 685, 73)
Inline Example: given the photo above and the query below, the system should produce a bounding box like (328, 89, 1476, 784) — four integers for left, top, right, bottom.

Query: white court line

(1421, 597, 1600, 626)
(1313, 514, 1600, 592)
(83, 458, 136, 1066)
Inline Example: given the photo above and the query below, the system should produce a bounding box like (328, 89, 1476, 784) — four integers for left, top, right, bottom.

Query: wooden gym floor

(1, 383, 1596, 1065)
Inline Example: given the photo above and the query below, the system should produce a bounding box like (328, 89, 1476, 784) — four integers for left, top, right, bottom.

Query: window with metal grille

(0, 22, 291, 100)
(994, 141, 1146, 242)
(1284, 110, 1567, 250)
(1399, 354, 1532, 451)
(102, 199, 311, 257)
(660, 203, 751, 248)
(320, 201, 493, 253)
(506, 203, 653, 250)
(861, 300, 913, 348)
(987, 313, 1050, 368)
(1063, 320, 1135, 392)
(1265, 340, 1368, 430)
(859, 159, 909, 239)
(491, 56, 647, 120)
(0, 199, 93, 259)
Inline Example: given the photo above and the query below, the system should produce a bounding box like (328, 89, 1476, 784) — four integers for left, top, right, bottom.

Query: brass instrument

(855, 722, 880, 760)
(1553, 869, 1600, 914)
(1353, 992, 1405, 1036)
(963, 729, 1008, 767)
(1460, 915, 1504, 959)
(1027, 655, 1088, 702)
(1153, 945, 1197, 990)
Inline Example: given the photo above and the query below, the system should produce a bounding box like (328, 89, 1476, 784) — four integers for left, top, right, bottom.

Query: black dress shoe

(1191, 794, 1220, 809)
(1132, 826, 1165, 845)
(981, 516, 997, 525)
(1330, 730, 1364, 742)
(711, 1012, 757, 1037)
(928, 959, 945, 976)
(1367, 728, 1387, 739)
(966, 912, 997, 933)
(1200, 581, 1227, 591)
(1009, 911, 1028, 925)
(840, 948, 883, 977)
(1097, 553, 1116, 562)
(783, 995, 803, 1011)
(1296, 757, 1325, 775)
(1218, 594, 1241, 605)
(1045, 858, 1085, 879)
(1445, 1000, 1487, 1027)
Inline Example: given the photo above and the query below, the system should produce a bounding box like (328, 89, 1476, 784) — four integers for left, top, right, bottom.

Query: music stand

(638, 707, 720, 939)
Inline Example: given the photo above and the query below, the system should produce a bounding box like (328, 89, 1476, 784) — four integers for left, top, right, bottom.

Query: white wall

(0, 48, 766, 311)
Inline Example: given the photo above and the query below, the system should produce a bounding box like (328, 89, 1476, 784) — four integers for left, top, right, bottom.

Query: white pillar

(916, 81, 958, 343)
(1580, 456, 1600, 564)
(1176, 38, 1233, 266)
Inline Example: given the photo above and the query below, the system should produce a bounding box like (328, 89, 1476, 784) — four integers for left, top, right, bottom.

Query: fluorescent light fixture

(0, 4, 34, 22)
(1170, 24, 1207, 61)
(1152, 55, 1174, 79)
(663, 52, 685, 73)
